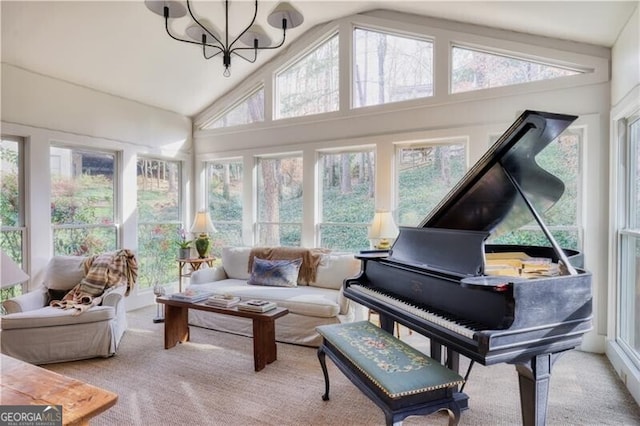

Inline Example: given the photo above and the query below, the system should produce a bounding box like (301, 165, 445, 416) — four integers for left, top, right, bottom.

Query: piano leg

(515, 352, 563, 426)
(379, 315, 395, 335)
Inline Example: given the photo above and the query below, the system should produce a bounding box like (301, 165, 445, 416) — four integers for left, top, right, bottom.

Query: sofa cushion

(44, 256, 87, 291)
(191, 279, 341, 318)
(248, 257, 302, 287)
(314, 252, 360, 290)
(221, 247, 251, 280)
(0, 306, 115, 330)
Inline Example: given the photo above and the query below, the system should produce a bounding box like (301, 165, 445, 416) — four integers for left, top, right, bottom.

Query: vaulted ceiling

(2, 1, 636, 117)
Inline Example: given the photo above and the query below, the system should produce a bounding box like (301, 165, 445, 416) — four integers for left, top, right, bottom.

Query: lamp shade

(190, 210, 217, 234)
(267, 2, 304, 29)
(1, 250, 29, 289)
(368, 211, 399, 240)
(144, 0, 187, 18)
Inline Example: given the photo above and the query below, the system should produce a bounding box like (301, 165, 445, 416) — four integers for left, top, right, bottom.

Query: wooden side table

(1, 353, 118, 424)
(177, 257, 215, 292)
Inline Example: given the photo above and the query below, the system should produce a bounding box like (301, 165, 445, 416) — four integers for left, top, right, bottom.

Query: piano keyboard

(351, 284, 478, 339)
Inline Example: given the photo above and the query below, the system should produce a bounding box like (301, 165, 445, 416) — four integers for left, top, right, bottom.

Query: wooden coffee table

(157, 296, 289, 372)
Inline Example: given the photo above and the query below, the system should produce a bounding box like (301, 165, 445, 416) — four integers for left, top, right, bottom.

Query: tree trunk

(261, 160, 280, 245)
(340, 154, 352, 194)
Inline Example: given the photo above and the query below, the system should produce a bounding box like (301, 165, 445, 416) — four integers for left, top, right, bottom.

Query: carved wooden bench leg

(317, 346, 330, 401)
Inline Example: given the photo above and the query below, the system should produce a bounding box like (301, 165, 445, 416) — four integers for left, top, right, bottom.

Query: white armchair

(0, 255, 131, 364)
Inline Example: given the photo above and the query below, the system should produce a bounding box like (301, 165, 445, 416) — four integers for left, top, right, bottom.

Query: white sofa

(187, 247, 364, 347)
(1, 255, 130, 364)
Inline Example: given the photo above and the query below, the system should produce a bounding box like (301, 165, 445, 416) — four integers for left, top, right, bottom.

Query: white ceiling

(2, 1, 637, 118)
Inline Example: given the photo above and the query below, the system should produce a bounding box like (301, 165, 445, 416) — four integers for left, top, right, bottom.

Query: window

(353, 28, 433, 108)
(318, 149, 375, 251)
(256, 154, 303, 246)
(488, 128, 582, 250)
(1, 136, 26, 300)
(275, 34, 339, 119)
(206, 159, 243, 257)
(619, 116, 640, 367)
(137, 158, 182, 289)
(204, 88, 265, 129)
(451, 45, 582, 94)
(51, 147, 117, 256)
(396, 141, 467, 226)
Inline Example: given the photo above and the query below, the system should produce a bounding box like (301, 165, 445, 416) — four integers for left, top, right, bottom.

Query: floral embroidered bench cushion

(316, 321, 463, 398)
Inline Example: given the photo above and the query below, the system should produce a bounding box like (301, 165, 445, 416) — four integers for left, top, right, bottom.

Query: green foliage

(137, 223, 181, 288)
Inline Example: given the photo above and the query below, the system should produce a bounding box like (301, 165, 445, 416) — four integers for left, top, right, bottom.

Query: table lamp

(368, 210, 399, 250)
(1, 250, 29, 289)
(190, 210, 217, 258)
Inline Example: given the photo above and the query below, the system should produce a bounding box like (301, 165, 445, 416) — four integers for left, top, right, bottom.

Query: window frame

(273, 31, 341, 120)
(201, 85, 265, 130)
(204, 158, 245, 255)
(0, 135, 27, 298)
(136, 156, 184, 289)
(254, 152, 304, 247)
(617, 113, 640, 370)
(316, 146, 376, 251)
(352, 25, 435, 109)
(50, 144, 120, 256)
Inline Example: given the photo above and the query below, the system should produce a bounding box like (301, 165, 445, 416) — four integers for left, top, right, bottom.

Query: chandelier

(145, 1, 303, 77)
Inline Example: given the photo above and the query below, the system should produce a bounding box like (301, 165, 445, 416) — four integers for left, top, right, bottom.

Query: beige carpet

(43, 306, 640, 426)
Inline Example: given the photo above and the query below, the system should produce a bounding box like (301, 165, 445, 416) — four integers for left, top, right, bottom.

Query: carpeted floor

(43, 306, 640, 425)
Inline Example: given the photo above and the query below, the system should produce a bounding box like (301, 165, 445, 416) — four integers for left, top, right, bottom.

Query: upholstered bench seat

(316, 321, 463, 426)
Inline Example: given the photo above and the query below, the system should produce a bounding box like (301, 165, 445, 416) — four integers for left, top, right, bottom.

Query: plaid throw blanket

(50, 249, 138, 315)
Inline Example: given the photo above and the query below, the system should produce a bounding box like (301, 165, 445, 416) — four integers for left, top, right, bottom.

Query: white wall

(1, 64, 193, 310)
(2, 64, 191, 150)
(611, 6, 640, 107)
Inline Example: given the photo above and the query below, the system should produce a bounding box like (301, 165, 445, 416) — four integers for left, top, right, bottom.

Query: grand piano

(344, 110, 592, 426)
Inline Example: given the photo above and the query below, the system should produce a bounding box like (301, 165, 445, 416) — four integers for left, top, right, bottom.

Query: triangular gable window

(275, 34, 339, 119)
(451, 46, 582, 94)
(204, 87, 265, 129)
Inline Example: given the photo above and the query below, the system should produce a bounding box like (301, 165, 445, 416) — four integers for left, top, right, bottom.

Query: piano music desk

(317, 321, 464, 426)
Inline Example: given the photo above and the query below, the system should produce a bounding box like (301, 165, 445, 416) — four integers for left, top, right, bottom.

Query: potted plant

(176, 227, 193, 259)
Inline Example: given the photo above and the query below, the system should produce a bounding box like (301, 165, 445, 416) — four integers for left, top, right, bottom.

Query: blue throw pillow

(248, 257, 302, 287)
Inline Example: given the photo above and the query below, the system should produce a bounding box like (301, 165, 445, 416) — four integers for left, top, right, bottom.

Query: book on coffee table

(237, 299, 277, 313)
(169, 288, 214, 303)
(205, 295, 241, 308)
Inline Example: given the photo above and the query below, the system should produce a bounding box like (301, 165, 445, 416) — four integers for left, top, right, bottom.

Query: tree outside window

(318, 149, 375, 251)
(50, 147, 117, 256)
(206, 159, 243, 257)
(256, 155, 303, 246)
(137, 158, 182, 289)
(354, 27, 433, 108)
(276, 34, 339, 119)
(396, 141, 467, 226)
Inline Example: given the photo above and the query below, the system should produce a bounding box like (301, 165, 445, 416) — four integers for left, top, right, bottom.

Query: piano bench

(316, 321, 464, 426)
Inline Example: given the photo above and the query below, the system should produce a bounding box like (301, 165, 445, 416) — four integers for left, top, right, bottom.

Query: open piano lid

(420, 110, 577, 236)
(388, 110, 578, 276)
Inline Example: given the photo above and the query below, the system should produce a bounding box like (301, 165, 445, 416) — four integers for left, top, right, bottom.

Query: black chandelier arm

(185, 0, 224, 48)
(228, 0, 260, 51)
(163, 15, 224, 55)
(203, 46, 224, 60)
(230, 28, 287, 56)
(231, 49, 258, 64)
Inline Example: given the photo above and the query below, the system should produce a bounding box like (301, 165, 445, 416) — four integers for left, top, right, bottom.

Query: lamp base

(375, 239, 392, 250)
(194, 234, 210, 258)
